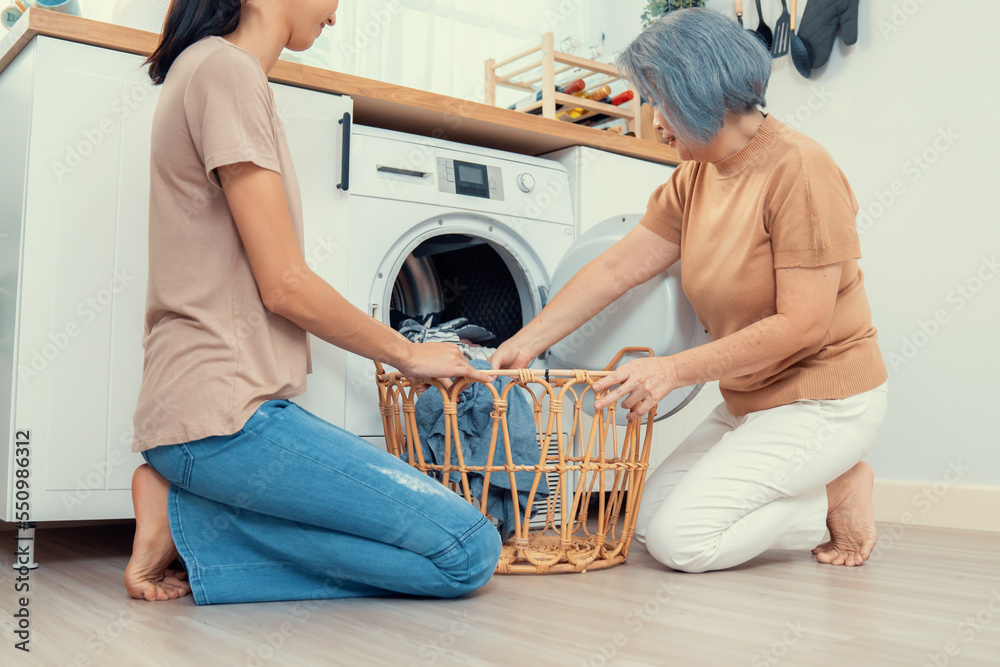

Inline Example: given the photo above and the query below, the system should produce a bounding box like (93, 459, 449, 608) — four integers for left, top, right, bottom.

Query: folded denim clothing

(411, 359, 547, 540)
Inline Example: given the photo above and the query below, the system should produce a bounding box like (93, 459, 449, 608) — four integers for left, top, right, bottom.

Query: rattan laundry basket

(375, 347, 657, 574)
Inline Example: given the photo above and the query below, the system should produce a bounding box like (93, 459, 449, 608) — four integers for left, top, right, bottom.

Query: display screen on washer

(454, 160, 490, 199)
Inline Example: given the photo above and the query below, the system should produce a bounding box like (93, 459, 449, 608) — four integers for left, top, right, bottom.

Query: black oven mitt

(797, 0, 860, 69)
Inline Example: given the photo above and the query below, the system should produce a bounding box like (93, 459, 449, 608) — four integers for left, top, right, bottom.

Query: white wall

(75, 0, 605, 106)
(600, 0, 1000, 488)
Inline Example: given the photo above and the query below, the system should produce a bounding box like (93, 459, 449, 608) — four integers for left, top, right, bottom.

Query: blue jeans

(141, 399, 501, 605)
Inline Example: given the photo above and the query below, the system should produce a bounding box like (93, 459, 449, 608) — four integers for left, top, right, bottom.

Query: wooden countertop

(0, 8, 680, 166)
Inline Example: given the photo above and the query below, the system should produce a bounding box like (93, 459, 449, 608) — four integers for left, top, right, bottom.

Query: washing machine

(340, 127, 710, 475)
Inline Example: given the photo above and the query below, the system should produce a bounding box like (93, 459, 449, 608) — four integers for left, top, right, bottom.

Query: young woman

(125, 0, 500, 605)
(491, 9, 889, 573)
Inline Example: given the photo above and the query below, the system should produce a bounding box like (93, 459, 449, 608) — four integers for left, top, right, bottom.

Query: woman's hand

(396, 342, 493, 393)
(485, 227, 680, 376)
(489, 338, 536, 371)
(591, 356, 680, 421)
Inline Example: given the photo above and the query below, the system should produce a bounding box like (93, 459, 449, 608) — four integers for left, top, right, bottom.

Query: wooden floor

(1, 522, 998, 666)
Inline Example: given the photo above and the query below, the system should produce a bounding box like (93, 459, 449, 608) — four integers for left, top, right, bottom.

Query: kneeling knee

(463, 521, 502, 592)
(645, 522, 713, 574)
(437, 519, 502, 597)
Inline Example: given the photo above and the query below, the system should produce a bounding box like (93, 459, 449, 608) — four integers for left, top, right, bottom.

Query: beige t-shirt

(640, 114, 887, 416)
(132, 36, 311, 453)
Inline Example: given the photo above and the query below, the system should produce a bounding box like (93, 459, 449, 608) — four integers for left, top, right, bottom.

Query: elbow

(260, 282, 301, 320)
(259, 264, 313, 319)
(781, 315, 829, 350)
(602, 262, 640, 296)
(800, 322, 829, 349)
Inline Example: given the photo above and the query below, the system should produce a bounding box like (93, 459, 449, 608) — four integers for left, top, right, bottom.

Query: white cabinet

(0, 36, 352, 522)
(270, 83, 352, 428)
(0, 36, 157, 522)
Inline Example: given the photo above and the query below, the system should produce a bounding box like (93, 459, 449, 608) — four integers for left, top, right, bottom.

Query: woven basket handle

(602, 346, 655, 372)
(376, 348, 656, 377)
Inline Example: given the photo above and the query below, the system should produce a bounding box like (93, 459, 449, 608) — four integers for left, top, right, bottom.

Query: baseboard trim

(873, 480, 1000, 533)
(2, 486, 995, 533)
(0, 519, 134, 532)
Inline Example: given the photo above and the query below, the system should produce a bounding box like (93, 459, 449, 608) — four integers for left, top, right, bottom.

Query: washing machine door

(546, 214, 710, 422)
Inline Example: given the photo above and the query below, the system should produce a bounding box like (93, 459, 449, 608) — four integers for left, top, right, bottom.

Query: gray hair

(617, 8, 771, 146)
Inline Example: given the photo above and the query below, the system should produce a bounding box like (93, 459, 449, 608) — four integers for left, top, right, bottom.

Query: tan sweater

(131, 36, 311, 452)
(640, 114, 887, 416)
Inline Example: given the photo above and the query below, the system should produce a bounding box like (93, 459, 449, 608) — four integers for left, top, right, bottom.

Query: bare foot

(125, 464, 191, 601)
(812, 461, 877, 567)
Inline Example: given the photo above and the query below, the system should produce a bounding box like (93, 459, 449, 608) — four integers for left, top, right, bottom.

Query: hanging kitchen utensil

(753, 0, 773, 49)
(797, 0, 860, 70)
(772, 0, 791, 57)
(789, 0, 812, 77)
(736, 0, 744, 26)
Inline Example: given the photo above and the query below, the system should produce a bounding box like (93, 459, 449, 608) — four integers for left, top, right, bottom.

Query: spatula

(772, 0, 791, 58)
(789, 0, 812, 77)
(753, 0, 773, 50)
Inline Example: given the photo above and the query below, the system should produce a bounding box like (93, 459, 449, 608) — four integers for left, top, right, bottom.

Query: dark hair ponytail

(144, 0, 245, 85)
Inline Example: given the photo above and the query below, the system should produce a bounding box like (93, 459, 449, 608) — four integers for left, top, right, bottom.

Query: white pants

(635, 382, 889, 573)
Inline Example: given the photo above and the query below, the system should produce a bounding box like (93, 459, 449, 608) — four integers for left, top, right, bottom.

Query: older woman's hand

(592, 356, 681, 421)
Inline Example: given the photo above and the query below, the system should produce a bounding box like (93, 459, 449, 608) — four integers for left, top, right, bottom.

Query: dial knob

(517, 173, 535, 193)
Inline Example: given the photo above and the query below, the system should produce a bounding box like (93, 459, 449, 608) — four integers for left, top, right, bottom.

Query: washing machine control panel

(516, 173, 535, 193)
(437, 157, 505, 201)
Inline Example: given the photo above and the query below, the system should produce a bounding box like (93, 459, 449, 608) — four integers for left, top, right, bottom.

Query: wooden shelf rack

(485, 32, 645, 139)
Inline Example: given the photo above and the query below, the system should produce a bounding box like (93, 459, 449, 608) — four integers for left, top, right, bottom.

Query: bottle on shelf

(507, 88, 560, 112)
(593, 85, 614, 99)
(561, 85, 613, 120)
(577, 90, 635, 126)
(610, 90, 635, 105)
(506, 78, 586, 114)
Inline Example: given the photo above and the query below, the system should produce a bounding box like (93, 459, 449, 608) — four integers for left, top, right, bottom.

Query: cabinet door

(0, 35, 35, 522)
(12, 37, 158, 520)
(269, 83, 352, 427)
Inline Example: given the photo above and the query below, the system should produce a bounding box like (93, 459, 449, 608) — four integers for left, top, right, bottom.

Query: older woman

(490, 9, 888, 573)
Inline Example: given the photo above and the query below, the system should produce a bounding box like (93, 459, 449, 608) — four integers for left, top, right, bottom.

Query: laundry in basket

(411, 359, 548, 539)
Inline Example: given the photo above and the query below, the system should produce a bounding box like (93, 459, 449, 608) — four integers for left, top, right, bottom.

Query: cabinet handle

(337, 112, 352, 192)
(376, 165, 430, 179)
